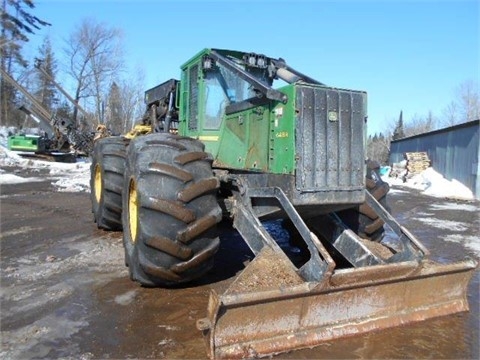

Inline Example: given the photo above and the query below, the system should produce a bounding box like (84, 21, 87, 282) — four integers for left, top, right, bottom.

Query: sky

(20, 0, 480, 135)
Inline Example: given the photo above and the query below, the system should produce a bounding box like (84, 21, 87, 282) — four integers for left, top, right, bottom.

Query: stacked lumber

(404, 151, 431, 178)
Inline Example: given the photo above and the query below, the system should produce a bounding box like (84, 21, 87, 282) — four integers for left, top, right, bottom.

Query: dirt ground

(1, 168, 479, 359)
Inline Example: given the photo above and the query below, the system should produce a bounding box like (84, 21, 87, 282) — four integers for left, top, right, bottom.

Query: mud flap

(197, 257, 477, 359)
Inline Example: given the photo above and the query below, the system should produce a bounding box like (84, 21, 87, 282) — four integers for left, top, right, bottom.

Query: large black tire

(337, 160, 390, 241)
(122, 133, 222, 286)
(90, 136, 127, 230)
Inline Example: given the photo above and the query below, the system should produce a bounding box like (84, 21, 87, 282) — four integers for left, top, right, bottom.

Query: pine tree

(1, 0, 50, 125)
(392, 110, 405, 140)
(366, 131, 390, 165)
(33, 36, 57, 114)
(106, 81, 123, 134)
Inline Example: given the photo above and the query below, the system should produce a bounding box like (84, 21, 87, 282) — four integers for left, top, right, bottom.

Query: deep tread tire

(122, 133, 221, 286)
(90, 136, 127, 230)
(337, 160, 390, 241)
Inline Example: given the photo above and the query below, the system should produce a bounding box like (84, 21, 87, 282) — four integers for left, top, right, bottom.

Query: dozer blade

(197, 254, 476, 359)
(197, 186, 477, 358)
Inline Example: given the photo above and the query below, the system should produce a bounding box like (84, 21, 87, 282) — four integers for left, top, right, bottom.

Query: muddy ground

(1, 169, 479, 359)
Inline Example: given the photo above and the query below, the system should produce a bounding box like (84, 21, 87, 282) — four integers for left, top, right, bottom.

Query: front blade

(198, 258, 477, 359)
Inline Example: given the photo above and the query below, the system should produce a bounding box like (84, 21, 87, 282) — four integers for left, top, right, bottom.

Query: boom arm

(18, 105, 54, 138)
(34, 60, 92, 122)
(0, 67, 53, 121)
(270, 58, 325, 86)
(206, 49, 325, 111)
(209, 50, 288, 103)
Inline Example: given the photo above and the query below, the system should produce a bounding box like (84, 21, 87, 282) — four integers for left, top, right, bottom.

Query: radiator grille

(188, 65, 198, 131)
(295, 86, 366, 192)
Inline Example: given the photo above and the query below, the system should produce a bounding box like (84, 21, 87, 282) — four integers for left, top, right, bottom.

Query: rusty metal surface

(197, 175, 480, 359)
(199, 258, 477, 359)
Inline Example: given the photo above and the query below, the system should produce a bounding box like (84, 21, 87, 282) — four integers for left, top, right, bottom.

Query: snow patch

(0, 126, 17, 149)
(382, 167, 475, 200)
(157, 325, 180, 331)
(0, 226, 43, 238)
(442, 234, 480, 257)
(416, 218, 469, 232)
(415, 212, 435, 217)
(0, 173, 44, 184)
(52, 177, 90, 192)
(388, 188, 409, 194)
(428, 203, 479, 212)
(114, 290, 138, 306)
(0, 146, 30, 167)
(4, 234, 125, 282)
(0, 143, 91, 192)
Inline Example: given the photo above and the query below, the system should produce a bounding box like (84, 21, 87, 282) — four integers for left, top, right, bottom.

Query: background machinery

(0, 67, 95, 158)
(90, 49, 477, 358)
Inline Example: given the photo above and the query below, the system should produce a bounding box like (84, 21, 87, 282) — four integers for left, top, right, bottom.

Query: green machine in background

(7, 134, 47, 152)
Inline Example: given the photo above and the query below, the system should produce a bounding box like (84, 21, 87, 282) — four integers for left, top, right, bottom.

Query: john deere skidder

(90, 49, 477, 359)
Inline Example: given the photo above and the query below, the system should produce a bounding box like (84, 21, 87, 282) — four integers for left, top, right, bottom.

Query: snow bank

(55, 167, 92, 192)
(382, 167, 475, 201)
(0, 126, 17, 149)
(0, 145, 30, 167)
(0, 144, 91, 193)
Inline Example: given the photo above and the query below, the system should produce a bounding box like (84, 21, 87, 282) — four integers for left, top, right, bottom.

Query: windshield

(203, 59, 273, 129)
(203, 63, 251, 129)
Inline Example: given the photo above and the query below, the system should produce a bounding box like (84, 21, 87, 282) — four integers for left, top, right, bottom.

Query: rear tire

(122, 133, 222, 286)
(337, 160, 390, 241)
(90, 136, 127, 230)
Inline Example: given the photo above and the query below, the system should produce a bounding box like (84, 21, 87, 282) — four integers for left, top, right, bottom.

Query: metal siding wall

(389, 121, 480, 198)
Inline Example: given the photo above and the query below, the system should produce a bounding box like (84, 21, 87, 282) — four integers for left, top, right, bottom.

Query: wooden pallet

(404, 151, 431, 177)
(404, 151, 429, 161)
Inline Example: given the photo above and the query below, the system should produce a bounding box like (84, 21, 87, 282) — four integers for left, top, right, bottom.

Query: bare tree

(105, 70, 145, 134)
(442, 100, 459, 127)
(117, 78, 145, 133)
(64, 18, 123, 130)
(425, 110, 436, 130)
(441, 79, 480, 126)
(404, 111, 437, 137)
(458, 80, 479, 121)
(367, 132, 390, 165)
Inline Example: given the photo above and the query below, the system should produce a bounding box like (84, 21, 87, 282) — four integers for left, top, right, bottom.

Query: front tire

(122, 133, 222, 286)
(90, 136, 127, 230)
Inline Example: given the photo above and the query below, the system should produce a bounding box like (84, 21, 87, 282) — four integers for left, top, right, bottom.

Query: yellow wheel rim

(128, 179, 138, 243)
(94, 164, 102, 203)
